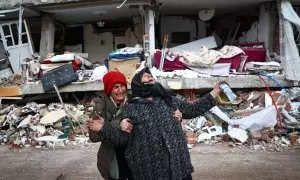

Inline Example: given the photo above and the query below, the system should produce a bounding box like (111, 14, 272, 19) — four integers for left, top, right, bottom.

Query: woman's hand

(210, 82, 222, 98)
(87, 117, 104, 132)
(120, 119, 133, 133)
(173, 109, 183, 121)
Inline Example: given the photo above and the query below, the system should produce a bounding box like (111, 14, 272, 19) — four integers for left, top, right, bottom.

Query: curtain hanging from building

(280, 1, 300, 81)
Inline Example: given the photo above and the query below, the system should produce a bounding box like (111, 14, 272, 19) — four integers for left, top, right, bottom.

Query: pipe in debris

(259, 73, 288, 93)
(257, 74, 283, 130)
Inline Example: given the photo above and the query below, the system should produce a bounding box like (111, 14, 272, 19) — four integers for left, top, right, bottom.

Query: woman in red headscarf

(89, 70, 184, 180)
(89, 71, 133, 180)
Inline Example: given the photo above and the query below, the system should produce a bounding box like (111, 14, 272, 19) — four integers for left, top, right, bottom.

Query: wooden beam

(0, 87, 22, 97)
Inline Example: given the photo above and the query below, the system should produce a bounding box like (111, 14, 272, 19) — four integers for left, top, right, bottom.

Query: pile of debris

(0, 102, 93, 149)
(0, 74, 22, 87)
(182, 87, 300, 151)
(1, 87, 300, 151)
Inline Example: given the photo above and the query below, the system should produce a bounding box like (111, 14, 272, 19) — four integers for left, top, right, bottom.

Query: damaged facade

(1, 0, 300, 149)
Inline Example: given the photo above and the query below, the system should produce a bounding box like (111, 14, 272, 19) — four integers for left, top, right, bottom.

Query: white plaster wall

(83, 21, 143, 63)
(258, 5, 270, 49)
(160, 16, 206, 48)
(238, 21, 259, 43)
(83, 24, 112, 63)
(238, 4, 272, 50)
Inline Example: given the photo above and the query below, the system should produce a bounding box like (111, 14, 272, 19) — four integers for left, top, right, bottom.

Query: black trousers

(115, 146, 134, 180)
(182, 174, 193, 180)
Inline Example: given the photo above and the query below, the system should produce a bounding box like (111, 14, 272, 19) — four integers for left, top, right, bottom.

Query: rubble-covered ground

(1, 87, 300, 179)
(0, 143, 299, 180)
(1, 88, 300, 150)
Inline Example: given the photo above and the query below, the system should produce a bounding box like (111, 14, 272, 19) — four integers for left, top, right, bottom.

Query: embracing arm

(88, 94, 122, 142)
(88, 105, 133, 146)
(97, 104, 136, 146)
(97, 121, 130, 147)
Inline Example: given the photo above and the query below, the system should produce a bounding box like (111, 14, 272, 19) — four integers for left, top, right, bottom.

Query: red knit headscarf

(103, 71, 127, 95)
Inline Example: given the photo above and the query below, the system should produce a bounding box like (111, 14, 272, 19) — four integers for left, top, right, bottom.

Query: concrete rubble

(0, 74, 22, 87)
(0, 87, 299, 152)
(182, 87, 300, 151)
(0, 102, 91, 149)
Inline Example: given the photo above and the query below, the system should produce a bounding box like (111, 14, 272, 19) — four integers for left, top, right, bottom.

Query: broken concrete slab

(228, 128, 248, 143)
(197, 132, 212, 142)
(170, 36, 217, 52)
(250, 130, 262, 140)
(281, 137, 291, 146)
(17, 115, 32, 128)
(288, 132, 300, 145)
(245, 61, 282, 72)
(0, 105, 15, 115)
(30, 125, 46, 135)
(202, 126, 224, 137)
(39, 110, 66, 125)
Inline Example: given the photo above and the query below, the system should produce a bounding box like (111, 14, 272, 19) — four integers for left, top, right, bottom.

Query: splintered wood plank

(0, 86, 22, 97)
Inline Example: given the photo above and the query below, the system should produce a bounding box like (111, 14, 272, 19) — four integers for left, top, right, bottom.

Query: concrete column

(258, 2, 277, 52)
(39, 13, 55, 60)
(144, 8, 155, 67)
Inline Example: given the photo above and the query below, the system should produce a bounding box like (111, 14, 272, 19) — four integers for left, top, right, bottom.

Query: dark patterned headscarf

(131, 67, 173, 106)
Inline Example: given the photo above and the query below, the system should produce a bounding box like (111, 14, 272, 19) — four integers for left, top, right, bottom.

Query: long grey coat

(89, 93, 125, 180)
(98, 93, 215, 180)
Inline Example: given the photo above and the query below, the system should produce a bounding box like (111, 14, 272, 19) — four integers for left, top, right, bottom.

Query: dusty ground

(0, 143, 300, 180)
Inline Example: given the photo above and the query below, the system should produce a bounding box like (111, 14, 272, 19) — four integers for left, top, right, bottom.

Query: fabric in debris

(280, 1, 300, 80)
(89, 66, 108, 81)
(49, 54, 75, 62)
(109, 47, 143, 60)
(154, 50, 187, 71)
(178, 45, 244, 67)
(211, 106, 277, 131)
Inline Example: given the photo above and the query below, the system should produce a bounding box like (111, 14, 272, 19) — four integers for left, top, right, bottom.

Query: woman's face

(111, 83, 127, 103)
(141, 72, 155, 84)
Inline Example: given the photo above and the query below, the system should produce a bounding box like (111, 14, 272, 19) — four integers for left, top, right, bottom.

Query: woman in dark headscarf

(130, 67, 173, 106)
(88, 67, 221, 180)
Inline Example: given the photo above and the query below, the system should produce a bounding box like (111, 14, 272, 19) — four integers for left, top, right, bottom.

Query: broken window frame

(0, 20, 29, 49)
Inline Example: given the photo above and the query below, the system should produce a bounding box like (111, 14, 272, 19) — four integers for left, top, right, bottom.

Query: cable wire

(259, 73, 288, 93)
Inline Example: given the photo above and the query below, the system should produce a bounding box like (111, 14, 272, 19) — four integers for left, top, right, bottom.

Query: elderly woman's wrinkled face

(141, 72, 155, 84)
(111, 83, 127, 103)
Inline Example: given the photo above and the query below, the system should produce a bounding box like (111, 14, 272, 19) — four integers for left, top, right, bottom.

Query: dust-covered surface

(0, 143, 300, 180)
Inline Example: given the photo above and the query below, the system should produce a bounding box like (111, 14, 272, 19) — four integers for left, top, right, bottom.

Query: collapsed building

(0, 0, 300, 149)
